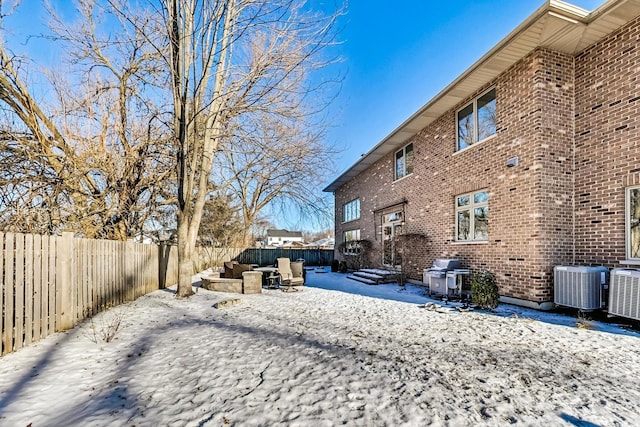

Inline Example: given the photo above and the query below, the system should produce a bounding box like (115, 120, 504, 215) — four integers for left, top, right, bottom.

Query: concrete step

(360, 268, 397, 275)
(352, 271, 385, 280)
(347, 275, 378, 285)
(356, 269, 399, 284)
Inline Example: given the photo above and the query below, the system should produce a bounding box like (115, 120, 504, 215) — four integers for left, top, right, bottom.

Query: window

(343, 229, 361, 255)
(383, 211, 403, 223)
(457, 88, 496, 151)
(456, 190, 488, 241)
(343, 199, 361, 222)
(395, 143, 414, 180)
(627, 186, 640, 259)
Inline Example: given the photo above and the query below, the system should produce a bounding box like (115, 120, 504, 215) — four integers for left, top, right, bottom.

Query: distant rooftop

(266, 229, 303, 238)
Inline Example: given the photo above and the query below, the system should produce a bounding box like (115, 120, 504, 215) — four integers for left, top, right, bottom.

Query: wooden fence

(0, 232, 327, 356)
(235, 248, 334, 266)
(0, 232, 168, 356)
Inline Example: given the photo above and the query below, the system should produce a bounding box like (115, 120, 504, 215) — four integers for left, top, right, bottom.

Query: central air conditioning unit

(609, 268, 640, 321)
(554, 266, 608, 310)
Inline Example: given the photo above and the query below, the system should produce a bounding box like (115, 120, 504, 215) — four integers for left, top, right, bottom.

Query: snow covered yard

(1, 268, 639, 426)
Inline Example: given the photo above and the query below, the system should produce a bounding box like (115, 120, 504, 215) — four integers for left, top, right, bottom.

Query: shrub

(331, 259, 339, 272)
(90, 308, 125, 343)
(337, 239, 372, 271)
(471, 270, 500, 310)
(339, 260, 348, 273)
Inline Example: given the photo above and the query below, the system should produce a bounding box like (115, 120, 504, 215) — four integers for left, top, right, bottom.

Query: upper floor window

(343, 199, 360, 223)
(457, 88, 496, 151)
(456, 190, 489, 242)
(395, 143, 414, 180)
(627, 186, 640, 259)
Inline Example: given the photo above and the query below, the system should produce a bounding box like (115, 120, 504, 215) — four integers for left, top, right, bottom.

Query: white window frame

(455, 190, 489, 242)
(456, 88, 496, 152)
(394, 143, 414, 181)
(343, 199, 361, 223)
(343, 229, 361, 256)
(626, 185, 640, 260)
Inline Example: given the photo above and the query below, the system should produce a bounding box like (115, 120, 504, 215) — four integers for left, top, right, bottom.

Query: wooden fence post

(158, 241, 167, 289)
(57, 232, 75, 331)
(125, 240, 135, 300)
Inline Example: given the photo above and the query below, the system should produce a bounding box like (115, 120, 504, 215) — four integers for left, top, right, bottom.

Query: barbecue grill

(423, 259, 468, 298)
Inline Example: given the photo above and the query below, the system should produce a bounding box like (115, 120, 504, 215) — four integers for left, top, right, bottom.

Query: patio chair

(277, 257, 304, 292)
(290, 261, 305, 285)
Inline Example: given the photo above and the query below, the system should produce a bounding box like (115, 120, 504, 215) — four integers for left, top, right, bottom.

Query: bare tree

(303, 228, 333, 244)
(156, 0, 341, 296)
(0, 0, 341, 299)
(0, 1, 173, 239)
(249, 215, 276, 245)
(214, 109, 336, 245)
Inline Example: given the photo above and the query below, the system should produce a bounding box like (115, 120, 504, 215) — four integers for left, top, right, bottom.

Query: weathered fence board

(48, 235, 56, 335)
(4, 233, 15, 355)
(41, 234, 49, 340)
(15, 234, 24, 351)
(33, 234, 42, 344)
(24, 234, 33, 346)
(2, 234, 7, 353)
(0, 234, 3, 353)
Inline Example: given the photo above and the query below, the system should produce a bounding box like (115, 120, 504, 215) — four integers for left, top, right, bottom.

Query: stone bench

(201, 271, 262, 294)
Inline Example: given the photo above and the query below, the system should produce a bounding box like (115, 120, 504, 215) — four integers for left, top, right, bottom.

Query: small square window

(455, 190, 489, 242)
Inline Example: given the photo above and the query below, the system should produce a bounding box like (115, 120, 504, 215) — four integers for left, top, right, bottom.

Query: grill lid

(431, 258, 462, 270)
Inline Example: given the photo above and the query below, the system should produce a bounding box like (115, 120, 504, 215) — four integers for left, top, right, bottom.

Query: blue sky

(323, 0, 605, 185)
(3, 0, 607, 231)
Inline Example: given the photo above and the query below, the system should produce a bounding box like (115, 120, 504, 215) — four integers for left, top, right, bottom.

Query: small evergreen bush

(339, 260, 348, 273)
(471, 270, 500, 310)
(331, 259, 340, 272)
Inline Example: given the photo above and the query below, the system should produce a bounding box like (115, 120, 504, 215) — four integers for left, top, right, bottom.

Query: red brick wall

(334, 15, 640, 304)
(574, 15, 640, 266)
(334, 48, 576, 303)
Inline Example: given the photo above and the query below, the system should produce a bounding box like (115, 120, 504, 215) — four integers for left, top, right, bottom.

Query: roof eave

(323, 0, 639, 193)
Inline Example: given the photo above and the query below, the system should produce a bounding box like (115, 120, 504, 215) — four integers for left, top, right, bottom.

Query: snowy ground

(1, 267, 640, 426)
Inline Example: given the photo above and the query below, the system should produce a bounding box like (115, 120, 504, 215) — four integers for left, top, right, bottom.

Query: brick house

(324, 0, 640, 309)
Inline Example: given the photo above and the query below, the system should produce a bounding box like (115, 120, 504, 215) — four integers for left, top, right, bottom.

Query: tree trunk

(176, 212, 195, 298)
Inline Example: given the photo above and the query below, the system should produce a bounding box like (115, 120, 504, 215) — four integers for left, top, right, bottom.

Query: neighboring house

(265, 229, 304, 247)
(307, 237, 336, 250)
(280, 240, 307, 248)
(324, 0, 640, 309)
